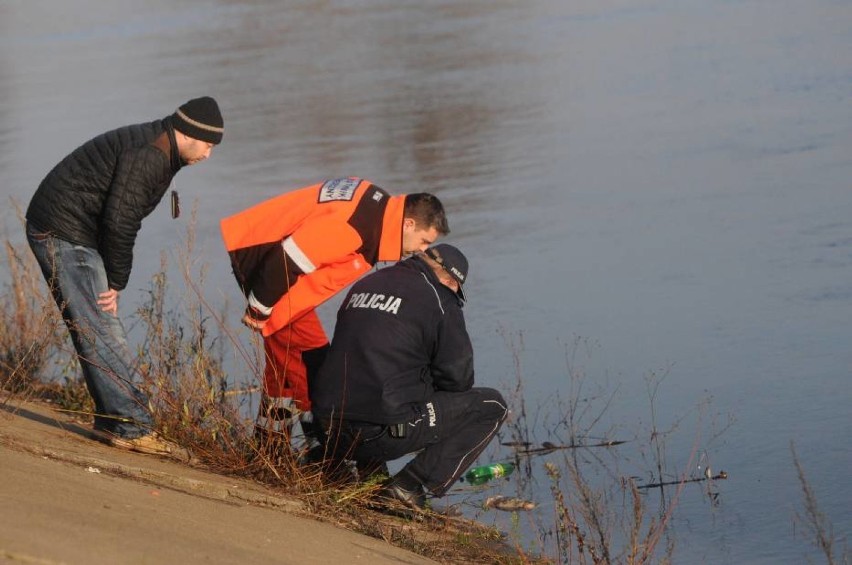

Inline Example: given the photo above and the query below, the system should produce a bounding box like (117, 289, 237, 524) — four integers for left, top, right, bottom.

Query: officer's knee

(475, 387, 508, 421)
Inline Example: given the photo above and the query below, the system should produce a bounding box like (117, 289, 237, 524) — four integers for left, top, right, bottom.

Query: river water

(2, 1, 850, 562)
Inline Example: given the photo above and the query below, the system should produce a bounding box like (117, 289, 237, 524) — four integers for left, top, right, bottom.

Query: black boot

(379, 467, 426, 510)
(299, 417, 356, 483)
(298, 417, 326, 465)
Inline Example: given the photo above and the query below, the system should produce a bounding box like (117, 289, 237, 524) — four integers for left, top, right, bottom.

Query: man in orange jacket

(220, 177, 449, 457)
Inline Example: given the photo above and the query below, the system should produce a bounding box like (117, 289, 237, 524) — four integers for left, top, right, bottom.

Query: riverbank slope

(0, 397, 436, 565)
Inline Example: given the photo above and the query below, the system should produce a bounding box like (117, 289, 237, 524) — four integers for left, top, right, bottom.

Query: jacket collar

(403, 255, 462, 305)
(377, 194, 406, 262)
(163, 117, 183, 173)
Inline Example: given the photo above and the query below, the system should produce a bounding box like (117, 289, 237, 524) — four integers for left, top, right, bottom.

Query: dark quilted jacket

(26, 117, 182, 290)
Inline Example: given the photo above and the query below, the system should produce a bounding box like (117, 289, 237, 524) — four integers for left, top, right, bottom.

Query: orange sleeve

(263, 256, 372, 335)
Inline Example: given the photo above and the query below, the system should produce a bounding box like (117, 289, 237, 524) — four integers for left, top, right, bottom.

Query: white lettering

(344, 292, 403, 315)
(346, 294, 360, 309)
(385, 297, 401, 314)
(426, 402, 436, 427)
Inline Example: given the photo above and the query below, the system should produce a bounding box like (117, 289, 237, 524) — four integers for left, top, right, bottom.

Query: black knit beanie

(172, 96, 224, 144)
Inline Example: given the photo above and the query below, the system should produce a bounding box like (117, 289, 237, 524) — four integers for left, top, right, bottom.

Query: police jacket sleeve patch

(319, 177, 362, 202)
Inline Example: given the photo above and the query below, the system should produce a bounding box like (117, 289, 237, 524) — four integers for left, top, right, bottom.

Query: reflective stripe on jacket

(220, 178, 406, 336)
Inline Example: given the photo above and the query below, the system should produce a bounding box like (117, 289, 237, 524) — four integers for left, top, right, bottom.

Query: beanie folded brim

(172, 96, 224, 144)
(173, 109, 223, 144)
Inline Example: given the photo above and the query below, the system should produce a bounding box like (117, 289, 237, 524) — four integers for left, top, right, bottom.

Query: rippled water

(2, 1, 850, 562)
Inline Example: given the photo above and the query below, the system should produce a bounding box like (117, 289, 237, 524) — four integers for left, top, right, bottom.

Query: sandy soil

(0, 397, 436, 565)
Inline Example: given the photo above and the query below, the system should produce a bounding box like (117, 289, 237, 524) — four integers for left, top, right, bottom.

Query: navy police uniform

(311, 250, 507, 497)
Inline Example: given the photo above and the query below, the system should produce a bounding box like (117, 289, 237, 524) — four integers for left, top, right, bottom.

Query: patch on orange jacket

(318, 177, 362, 202)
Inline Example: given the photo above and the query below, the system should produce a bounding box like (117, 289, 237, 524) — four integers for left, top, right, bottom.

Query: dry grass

(498, 333, 687, 564)
(0, 213, 523, 563)
(0, 232, 75, 407)
(14, 213, 843, 564)
(791, 442, 850, 565)
(0, 241, 48, 392)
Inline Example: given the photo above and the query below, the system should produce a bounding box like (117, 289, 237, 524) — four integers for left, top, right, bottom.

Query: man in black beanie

(25, 97, 224, 455)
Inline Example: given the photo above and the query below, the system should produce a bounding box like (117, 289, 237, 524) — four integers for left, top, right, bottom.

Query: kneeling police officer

(311, 244, 508, 509)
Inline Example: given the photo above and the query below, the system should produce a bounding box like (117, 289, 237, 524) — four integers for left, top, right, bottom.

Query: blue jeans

(26, 223, 153, 438)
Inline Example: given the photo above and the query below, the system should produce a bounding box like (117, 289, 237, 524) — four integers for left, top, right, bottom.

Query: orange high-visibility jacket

(220, 178, 406, 336)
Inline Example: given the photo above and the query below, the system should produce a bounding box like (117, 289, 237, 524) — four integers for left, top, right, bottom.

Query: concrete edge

(0, 433, 305, 514)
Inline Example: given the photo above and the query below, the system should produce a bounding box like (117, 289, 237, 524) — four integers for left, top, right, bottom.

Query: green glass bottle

(464, 462, 516, 485)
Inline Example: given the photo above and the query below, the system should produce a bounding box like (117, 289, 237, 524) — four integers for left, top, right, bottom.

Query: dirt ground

(0, 397, 437, 565)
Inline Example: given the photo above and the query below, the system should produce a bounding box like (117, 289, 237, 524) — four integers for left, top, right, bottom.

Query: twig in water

(636, 470, 728, 490)
(504, 439, 627, 456)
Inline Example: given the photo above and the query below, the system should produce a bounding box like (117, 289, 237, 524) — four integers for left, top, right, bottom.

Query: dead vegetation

(2, 211, 845, 564)
(0, 213, 523, 563)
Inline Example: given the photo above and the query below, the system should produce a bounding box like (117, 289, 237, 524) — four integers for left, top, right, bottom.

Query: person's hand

(97, 289, 119, 316)
(241, 310, 268, 332)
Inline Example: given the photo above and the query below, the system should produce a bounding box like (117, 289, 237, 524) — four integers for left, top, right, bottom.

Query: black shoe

(300, 444, 326, 466)
(378, 477, 426, 510)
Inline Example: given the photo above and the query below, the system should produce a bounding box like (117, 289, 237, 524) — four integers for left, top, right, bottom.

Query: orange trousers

(262, 310, 329, 412)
